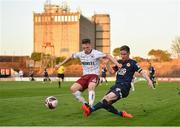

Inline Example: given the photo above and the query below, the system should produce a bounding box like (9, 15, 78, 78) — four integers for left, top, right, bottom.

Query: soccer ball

(45, 96, 58, 109)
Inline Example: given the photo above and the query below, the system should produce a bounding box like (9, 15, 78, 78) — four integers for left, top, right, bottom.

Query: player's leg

(48, 76, 51, 82)
(131, 82, 135, 91)
(83, 91, 132, 118)
(153, 78, 156, 88)
(61, 74, 64, 82)
(57, 74, 61, 88)
(88, 82, 97, 107)
(43, 76, 46, 83)
(90, 92, 119, 114)
(151, 76, 156, 88)
(105, 78, 107, 83)
(70, 83, 87, 104)
(83, 84, 133, 118)
(100, 77, 103, 83)
(155, 77, 159, 85)
(58, 78, 61, 88)
(104, 76, 108, 85)
(87, 75, 99, 107)
(85, 92, 133, 118)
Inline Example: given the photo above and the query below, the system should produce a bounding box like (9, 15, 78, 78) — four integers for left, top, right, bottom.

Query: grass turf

(0, 81, 180, 126)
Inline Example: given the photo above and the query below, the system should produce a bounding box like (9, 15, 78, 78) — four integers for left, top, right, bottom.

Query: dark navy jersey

(149, 66, 155, 76)
(113, 59, 142, 84)
(44, 71, 49, 77)
(101, 67, 107, 75)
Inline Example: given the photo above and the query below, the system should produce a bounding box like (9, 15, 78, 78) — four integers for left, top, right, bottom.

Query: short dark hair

(120, 45, 130, 53)
(82, 39, 91, 44)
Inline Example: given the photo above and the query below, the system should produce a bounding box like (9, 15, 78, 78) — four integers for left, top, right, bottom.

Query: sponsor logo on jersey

(82, 62, 95, 65)
(117, 68, 126, 75)
(127, 63, 131, 67)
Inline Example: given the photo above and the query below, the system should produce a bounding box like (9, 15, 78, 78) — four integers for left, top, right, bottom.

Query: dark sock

(91, 102, 103, 112)
(91, 99, 122, 116)
(58, 81, 61, 87)
(101, 99, 121, 116)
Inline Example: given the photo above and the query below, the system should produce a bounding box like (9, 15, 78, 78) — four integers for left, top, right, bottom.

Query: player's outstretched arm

(55, 55, 73, 69)
(140, 70, 154, 89)
(106, 62, 116, 74)
(106, 54, 122, 68)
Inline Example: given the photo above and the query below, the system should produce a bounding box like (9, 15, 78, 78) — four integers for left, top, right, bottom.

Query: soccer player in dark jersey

(148, 62, 156, 88)
(100, 65, 108, 84)
(43, 68, 51, 83)
(82, 45, 154, 118)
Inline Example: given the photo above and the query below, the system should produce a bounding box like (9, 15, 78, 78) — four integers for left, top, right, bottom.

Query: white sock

(131, 83, 135, 91)
(73, 91, 87, 104)
(89, 90, 95, 107)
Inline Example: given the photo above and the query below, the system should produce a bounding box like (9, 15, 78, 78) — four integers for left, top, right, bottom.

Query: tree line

(113, 37, 180, 62)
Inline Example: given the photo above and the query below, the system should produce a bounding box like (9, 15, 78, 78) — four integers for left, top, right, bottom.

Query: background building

(93, 14, 110, 54)
(33, 2, 110, 57)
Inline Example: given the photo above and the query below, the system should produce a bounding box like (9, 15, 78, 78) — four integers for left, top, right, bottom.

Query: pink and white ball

(45, 96, 58, 109)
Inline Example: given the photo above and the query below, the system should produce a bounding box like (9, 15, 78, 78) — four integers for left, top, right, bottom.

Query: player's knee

(102, 98, 112, 105)
(70, 83, 81, 93)
(70, 85, 76, 93)
(88, 83, 96, 91)
(103, 95, 111, 102)
(88, 86, 95, 91)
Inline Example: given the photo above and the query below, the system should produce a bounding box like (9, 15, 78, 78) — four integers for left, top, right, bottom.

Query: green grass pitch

(0, 81, 180, 126)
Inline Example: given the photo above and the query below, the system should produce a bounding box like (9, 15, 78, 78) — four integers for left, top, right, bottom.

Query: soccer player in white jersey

(56, 39, 121, 109)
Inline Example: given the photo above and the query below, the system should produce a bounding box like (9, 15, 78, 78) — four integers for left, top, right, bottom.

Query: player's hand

(117, 63, 122, 69)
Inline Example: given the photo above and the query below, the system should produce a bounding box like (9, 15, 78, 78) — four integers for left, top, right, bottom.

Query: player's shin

(89, 90, 95, 107)
(73, 91, 87, 104)
(101, 99, 121, 116)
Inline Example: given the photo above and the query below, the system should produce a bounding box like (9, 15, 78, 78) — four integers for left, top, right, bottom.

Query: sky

(0, 0, 180, 58)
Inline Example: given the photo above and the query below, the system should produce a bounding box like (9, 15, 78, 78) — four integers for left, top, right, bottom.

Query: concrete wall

(79, 15, 95, 50)
(93, 14, 110, 54)
(34, 12, 81, 57)
(33, 5, 110, 57)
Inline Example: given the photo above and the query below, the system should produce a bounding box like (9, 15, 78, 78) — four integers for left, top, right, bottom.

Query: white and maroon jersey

(72, 49, 106, 75)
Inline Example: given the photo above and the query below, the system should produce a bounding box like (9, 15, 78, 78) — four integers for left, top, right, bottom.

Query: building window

(68, 16, 71, 22)
(65, 16, 67, 22)
(58, 16, 61, 22)
(62, 16, 64, 22)
(38, 16, 41, 22)
(74, 16, 77, 21)
(71, 16, 74, 21)
(35, 17, 38, 22)
(55, 16, 58, 22)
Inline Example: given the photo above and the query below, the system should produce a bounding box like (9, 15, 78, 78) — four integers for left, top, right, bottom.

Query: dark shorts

(150, 76, 156, 84)
(58, 74, 64, 79)
(106, 82, 131, 103)
(102, 73, 106, 78)
(76, 74, 99, 91)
